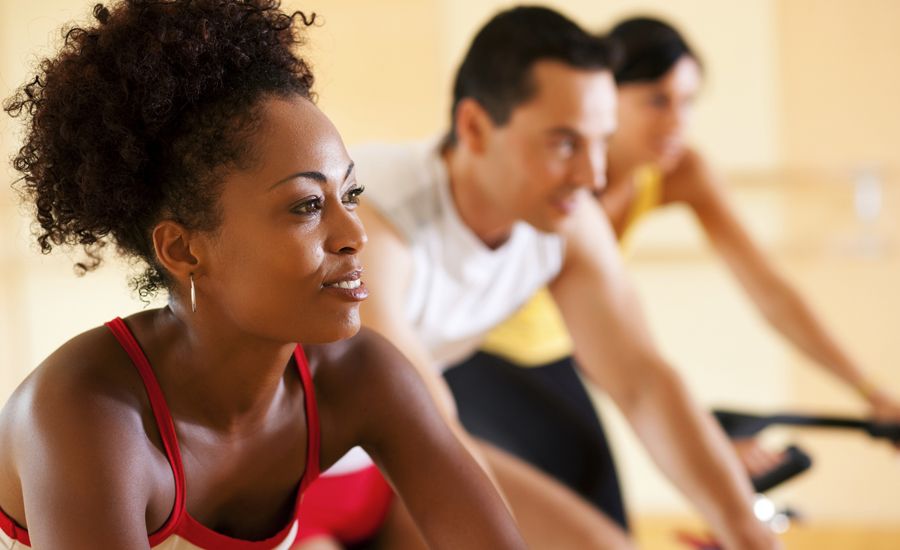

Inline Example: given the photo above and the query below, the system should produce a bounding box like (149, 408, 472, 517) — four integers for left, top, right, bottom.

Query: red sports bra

(0, 317, 321, 549)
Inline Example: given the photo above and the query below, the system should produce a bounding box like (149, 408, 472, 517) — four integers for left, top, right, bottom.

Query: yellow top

(479, 165, 663, 366)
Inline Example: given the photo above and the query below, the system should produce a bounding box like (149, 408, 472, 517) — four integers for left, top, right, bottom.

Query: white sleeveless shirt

(353, 138, 566, 371)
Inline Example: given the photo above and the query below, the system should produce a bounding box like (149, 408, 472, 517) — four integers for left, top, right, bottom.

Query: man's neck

(442, 144, 516, 249)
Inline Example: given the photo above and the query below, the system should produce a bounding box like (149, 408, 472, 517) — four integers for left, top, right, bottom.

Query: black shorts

(444, 351, 628, 530)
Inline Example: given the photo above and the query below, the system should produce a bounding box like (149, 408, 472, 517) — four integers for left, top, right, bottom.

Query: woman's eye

(292, 197, 322, 214)
(342, 186, 365, 206)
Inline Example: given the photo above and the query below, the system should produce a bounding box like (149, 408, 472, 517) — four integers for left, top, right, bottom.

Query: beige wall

(2, 0, 899, 527)
(779, 0, 900, 176)
(291, 0, 446, 143)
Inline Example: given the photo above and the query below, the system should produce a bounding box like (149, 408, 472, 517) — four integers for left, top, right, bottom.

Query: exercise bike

(675, 409, 900, 549)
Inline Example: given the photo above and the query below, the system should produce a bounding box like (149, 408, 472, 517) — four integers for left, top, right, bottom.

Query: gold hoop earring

(190, 273, 197, 313)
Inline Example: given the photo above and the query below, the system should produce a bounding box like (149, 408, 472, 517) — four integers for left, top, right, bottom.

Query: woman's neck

(148, 306, 299, 436)
(606, 138, 645, 190)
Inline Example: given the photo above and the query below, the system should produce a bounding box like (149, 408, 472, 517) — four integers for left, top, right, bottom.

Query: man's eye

(292, 197, 322, 214)
(650, 95, 669, 108)
(553, 139, 576, 157)
(343, 186, 365, 206)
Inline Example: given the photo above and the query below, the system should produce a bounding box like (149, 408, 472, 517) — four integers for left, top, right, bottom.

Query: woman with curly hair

(0, 1, 524, 549)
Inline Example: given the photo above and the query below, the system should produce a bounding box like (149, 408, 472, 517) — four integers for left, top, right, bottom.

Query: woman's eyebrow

(268, 161, 355, 191)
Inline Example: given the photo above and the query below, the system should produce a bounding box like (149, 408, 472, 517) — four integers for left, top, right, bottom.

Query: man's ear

(152, 220, 201, 281)
(454, 98, 496, 155)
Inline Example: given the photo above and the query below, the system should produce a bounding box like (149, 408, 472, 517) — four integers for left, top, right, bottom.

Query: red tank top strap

(0, 506, 29, 546)
(104, 318, 320, 545)
(293, 345, 321, 488)
(104, 317, 187, 539)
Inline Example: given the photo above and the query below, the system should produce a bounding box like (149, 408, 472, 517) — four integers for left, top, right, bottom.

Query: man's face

(480, 61, 617, 233)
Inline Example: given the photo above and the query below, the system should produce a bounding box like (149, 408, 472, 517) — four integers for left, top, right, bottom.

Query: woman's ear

(454, 98, 495, 155)
(152, 220, 201, 279)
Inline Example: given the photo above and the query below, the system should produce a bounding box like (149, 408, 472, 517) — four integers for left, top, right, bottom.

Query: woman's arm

(9, 362, 157, 550)
(341, 330, 526, 550)
(668, 149, 900, 418)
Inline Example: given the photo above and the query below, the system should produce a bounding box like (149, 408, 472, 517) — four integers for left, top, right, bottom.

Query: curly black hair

(4, 0, 316, 299)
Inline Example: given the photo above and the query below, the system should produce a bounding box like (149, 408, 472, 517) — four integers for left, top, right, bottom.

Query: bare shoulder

(669, 147, 708, 180)
(663, 147, 719, 204)
(304, 327, 414, 402)
(557, 193, 621, 269)
(302, 328, 424, 465)
(1, 324, 151, 445)
(0, 324, 157, 526)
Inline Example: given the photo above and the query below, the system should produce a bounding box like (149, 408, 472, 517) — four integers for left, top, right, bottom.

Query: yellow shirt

(479, 165, 663, 366)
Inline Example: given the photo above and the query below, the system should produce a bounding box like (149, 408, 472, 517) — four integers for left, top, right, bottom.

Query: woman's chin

(303, 317, 361, 344)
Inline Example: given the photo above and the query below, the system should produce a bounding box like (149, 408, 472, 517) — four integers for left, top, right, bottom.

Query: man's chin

(527, 211, 573, 235)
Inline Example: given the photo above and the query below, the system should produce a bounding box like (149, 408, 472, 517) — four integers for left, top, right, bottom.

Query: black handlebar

(713, 409, 900, 441)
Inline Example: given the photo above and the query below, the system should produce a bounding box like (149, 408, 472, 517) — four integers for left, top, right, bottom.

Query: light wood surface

(635, 515, 900, 550)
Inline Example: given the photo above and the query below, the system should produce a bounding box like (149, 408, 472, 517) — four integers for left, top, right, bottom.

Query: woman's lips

(322, 273, 368, 301)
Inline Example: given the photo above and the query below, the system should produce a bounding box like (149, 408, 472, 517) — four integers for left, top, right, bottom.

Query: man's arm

(357, 202, 493, 472)
(337, 330, 525, 550)
(357, 204, 459, 420)
(551, 195, 778, 549)
(356, 201, 536, 491)
(357, 201, 636, 548)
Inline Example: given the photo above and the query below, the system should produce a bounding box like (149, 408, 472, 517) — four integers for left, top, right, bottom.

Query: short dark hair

(609, 16, 701, 84)
(446, 6, 613, 145)
(4, 0, 316, 299)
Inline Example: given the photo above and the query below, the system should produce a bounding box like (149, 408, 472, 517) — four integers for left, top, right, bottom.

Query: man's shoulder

(556, 194, 622, 270)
